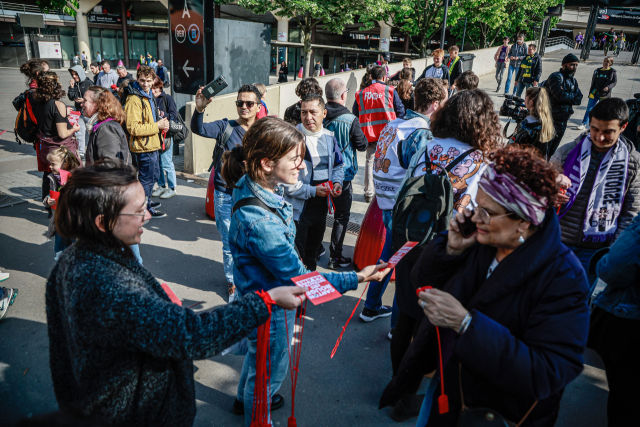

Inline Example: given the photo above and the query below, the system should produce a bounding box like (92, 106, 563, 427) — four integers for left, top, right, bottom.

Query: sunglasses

(235, 100, 256, 108)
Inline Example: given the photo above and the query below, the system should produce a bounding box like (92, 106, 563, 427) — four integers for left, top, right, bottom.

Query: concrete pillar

(378, 20, 392, 52)
(120, 0, 130, 68)
(74, 0, 102, 64)
(271, 12, 290, 78)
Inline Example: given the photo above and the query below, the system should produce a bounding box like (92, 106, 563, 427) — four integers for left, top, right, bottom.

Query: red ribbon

(252, 290, 275, 427)
(284, 296, 307, 427)
(317, 182, 335, 215)
(330, 282, 369, 359)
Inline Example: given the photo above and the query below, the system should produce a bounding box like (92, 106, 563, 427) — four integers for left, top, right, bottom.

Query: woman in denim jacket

(221, 117, 390, 427)
(588, 213, 640, 426)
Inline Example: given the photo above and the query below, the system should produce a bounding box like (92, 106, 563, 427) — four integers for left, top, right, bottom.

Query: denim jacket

(592, 213, 640, 320)
(229, 176, 358, 296)
(281, 125, 344, 221)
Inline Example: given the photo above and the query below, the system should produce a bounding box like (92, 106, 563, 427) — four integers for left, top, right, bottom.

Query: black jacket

(117, 73, 134, 88)
(380, 212, 590, 427)
(587, 67, 617, 99)
(284, 101, 302, 125)
(447, 57, 464, 83)
(46, 240, 270, 427)
(324, 101, 368, 152)
(547, 70, 583, 122)
(68, 66, 93, 111)
(511, 116, 548, 157)
(516, 54, 542, 84)
(416, 64, 450, 84)
(86, 119, 131, 166)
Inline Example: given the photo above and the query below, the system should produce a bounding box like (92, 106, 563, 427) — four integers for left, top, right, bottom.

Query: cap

(382, 52, 391, 61)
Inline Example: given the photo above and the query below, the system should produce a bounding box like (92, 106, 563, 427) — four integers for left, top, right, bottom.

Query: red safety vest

(356, 82, 397, 143)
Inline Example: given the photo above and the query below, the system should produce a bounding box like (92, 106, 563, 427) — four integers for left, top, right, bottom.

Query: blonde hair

(402, 57, 412, 66)
(448, 45, 459, 53)
(525, 87, 555, 144)
(604, 56, 614, 66)
(252, 82, 266, 97)
(46, 146, 80, 171)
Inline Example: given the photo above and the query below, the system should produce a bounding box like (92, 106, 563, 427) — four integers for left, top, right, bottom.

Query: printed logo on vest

(364, 92, 386, 101)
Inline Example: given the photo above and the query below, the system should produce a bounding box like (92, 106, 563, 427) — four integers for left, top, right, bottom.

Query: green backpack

(392, 148, 475, 261)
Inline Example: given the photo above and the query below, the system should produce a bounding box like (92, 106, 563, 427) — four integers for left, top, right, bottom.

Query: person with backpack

(384, 89, 502, 422)
(15, 60, 48, 148)
(191, 84, 263, 303)
(546, 54, 583, 156)
(359, 78, 447, 331)
(219, 117, 389, 427)
(68, 65, 93, 157)
(151, 76, 178, 200)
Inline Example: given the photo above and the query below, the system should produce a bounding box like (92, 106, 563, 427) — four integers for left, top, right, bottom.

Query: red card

(161, 283, 182, 306)
(49, 190, 60, 210)
(291, 272, 341, 305)
(68, 110, 81, 126)
(59, 169, 70, 185)
(387, 241, 418, 269)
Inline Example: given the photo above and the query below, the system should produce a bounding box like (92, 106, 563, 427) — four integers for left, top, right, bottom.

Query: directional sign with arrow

(169, 0, 205, 94)
(182, 59, 194, 77)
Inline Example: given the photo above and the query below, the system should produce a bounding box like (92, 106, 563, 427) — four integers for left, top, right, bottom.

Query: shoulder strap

(444, 148, 477, 173)
(232, 197, 286, 225)
(221, 119, 238, 149)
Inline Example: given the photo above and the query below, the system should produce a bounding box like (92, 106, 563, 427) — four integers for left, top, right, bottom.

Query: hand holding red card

(49, 190, 60, 210)
(291, 272, 341, 305)
(387, 241, 418, 269)
(67, 110, 81, 126)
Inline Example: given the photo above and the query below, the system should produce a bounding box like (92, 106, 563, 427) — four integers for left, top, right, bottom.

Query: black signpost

(169, 0, 207, 95)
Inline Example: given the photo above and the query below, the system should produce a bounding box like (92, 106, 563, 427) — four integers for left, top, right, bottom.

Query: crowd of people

(6, 36, 640, 427)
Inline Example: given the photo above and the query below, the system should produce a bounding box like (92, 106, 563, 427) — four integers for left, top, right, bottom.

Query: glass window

(131, 31, 145, 62)
(146, 32, 158, 60)
(90, 29, 101, 61)
(117, 36, 124, 61)
(60, 35, 75, 60)
(102, 29, 117, 61)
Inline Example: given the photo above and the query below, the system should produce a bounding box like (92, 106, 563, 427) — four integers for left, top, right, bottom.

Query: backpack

(162, 95, 189, 145)
(392, 148, 476, 262)
(209, 120, 239, 172)
(15, 90, 38, 144)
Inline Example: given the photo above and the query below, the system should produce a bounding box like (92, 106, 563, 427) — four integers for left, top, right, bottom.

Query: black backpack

(14, 90, 38, 144)
(392, 148, 476, 261)
(162, 95, 190, 145)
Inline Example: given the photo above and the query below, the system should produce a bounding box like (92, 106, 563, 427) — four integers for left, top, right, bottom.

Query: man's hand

(75, 98, 83, 104)
(316, 185, 329, 197)
(157, 118, 170, 130)
(533, 81, 538, 87)
(195, 87, 213, 113)
(603, 87, 609, 92)
(331, 183, 342, 197)
(69, 79, 76, 88)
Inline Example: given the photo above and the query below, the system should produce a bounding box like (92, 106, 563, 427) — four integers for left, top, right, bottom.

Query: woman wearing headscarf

(380, 145, 590, 427)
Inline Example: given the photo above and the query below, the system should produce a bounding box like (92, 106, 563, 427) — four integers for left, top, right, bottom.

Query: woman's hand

(267, 286, 308, 310)
(357, 263, 391, 283)
(447, 208, 477, 256)
(418, 288, 469, 331)
(71, 123, 81, 133)
(316, 185, 329, 197)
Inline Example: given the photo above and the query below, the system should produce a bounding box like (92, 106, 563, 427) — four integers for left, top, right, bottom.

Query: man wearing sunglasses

(191, 84, 262, 303)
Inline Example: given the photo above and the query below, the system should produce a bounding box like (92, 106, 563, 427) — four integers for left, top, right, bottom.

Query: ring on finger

(420, 300, 427, 309)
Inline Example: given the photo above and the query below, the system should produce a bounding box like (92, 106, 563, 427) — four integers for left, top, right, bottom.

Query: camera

(499, 94, 528, 122)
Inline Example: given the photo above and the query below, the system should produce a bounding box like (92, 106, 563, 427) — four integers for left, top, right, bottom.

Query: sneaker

(228, 283, 237, 303)
(0, 287, 18, 320)
(575, 124, 587, 130)
(496, 85, 501, 93)
(359, 305, 392, 322)
(327, 255, 352, 270)
(149, 201, 162, 209)
(149, 208, 167, 218)
(316, 246, 326, 261)
(160, 188, 177, 199)
(152, 186, 167, 197)
(232, 394, 284, 415)
(0, 272, 9, 282)
(388, 328, 394, 340)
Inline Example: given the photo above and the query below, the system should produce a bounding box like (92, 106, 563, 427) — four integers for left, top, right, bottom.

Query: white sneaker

(575, 124, 587, 130)
(160, 188, 177, 199)
(0, 287, 17, 320)
(152, 187, 167, 197)
(0, 272, 9, 282)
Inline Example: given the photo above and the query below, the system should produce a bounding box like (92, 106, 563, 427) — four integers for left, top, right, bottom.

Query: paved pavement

(0, 49, 626, 426)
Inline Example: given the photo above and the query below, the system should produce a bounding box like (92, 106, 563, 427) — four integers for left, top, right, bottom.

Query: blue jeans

(568, 245, 599, 286)
(515, 81, 532, 98)
(130, 244, 143, 265)
(214, 190, 234, 285)
(364, 210, 395, 321)
(581, 97, 600, 126)
(157, 144, 177, 190)
(504, 64, 518, 95)
(134, 151, 160, 209)
(236, 306, 294, 427)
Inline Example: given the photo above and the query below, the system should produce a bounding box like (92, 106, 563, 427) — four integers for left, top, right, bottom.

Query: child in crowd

(43, 146, 81, 260)
(253, 82, 269, 120)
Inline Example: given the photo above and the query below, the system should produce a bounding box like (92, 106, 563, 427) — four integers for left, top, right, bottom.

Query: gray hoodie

(68, 65, 93, 110)
(97, 69, 119, 89)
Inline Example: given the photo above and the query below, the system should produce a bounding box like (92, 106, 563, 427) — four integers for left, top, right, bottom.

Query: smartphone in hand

(458, 210, 478, 238)
(202, 76, 229, 99)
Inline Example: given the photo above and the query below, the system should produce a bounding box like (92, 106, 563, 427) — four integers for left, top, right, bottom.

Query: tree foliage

(36, 0, 79, 17)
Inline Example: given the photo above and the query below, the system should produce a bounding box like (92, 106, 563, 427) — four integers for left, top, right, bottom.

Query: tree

(220, 0, 384, 77)
(36, 0, 79, 17)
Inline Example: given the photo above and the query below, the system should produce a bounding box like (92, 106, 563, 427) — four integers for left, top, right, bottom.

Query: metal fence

(0, 1, 63, 15)
(546, 36, 576, 49)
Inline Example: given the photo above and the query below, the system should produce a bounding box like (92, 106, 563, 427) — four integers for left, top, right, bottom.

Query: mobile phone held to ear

(458, 210, 477, 238)
(202, 76, 229, 99)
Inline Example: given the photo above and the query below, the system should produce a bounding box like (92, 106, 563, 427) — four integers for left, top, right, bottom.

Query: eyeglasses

(119, 210, 149, 225)
(469, 200, 513, 225)
(342, 88, 350, 96)
(236, 100, 256, 108)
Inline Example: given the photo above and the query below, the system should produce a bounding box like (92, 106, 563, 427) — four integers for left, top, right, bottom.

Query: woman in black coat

(380, 146, 590, 427)
(278, 61, 288, 83)
(46, 160, 306, 427)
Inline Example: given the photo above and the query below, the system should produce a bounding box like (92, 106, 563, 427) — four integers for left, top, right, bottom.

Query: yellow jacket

(124, 91, 163, 153)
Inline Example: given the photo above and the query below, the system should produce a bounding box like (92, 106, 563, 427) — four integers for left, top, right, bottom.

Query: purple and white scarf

(559, 135, 629, 242)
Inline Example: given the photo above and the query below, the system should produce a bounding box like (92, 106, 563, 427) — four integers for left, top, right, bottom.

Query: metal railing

(0, 1, 63, 15)
(546, 36, 576, 49)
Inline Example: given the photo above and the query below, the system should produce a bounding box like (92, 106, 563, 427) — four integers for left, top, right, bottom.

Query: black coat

(85, 119, 131, 166)
(380, 211, 590, 427)
(46, 241, 270, 426)
(68, 77, 93, 111)
(547, 70, 583, 122)
(448, 58, 464, 83)
(516, 54, 542, 84)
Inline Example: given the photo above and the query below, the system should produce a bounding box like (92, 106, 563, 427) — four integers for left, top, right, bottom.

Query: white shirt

(300, 126, 329, 181)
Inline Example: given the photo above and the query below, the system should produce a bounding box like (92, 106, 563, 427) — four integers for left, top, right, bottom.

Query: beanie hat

(562, 53, 579, 65)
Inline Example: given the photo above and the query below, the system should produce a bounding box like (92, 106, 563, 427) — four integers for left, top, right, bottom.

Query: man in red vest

(353, 65, 405, 202)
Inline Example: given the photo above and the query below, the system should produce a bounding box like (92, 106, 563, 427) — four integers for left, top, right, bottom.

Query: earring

(518, 233, 525, 244)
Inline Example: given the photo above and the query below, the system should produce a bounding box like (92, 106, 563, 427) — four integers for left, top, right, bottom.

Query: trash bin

(443, 53, 475, 73)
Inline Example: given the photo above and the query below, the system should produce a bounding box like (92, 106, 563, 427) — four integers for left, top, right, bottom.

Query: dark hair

(90, 62, 100, 68)
(301, 93, 325, 110)
(431, 89, 501, 152)
(295, 77, 323, 99)
(453, 70, 479, 91)
(101, 59, 110, 67)
(529, 44, 537, 49)
(238, 84, 262, 102)
(489, 145, 559, 209)
(397, 80, 413, 101)
(590, 97, 629, 127)
(370, 65, 386, 81)
(221, 117, 305, 188)
(360, 64, 376, 90)
(414, 78, 446, 111)
(399, 68, 413, 80)
(136, 65, 156, 80)
(20, 59, 49, 84)
(35, 71, 66, 102)
(56, 159, 139, 256)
